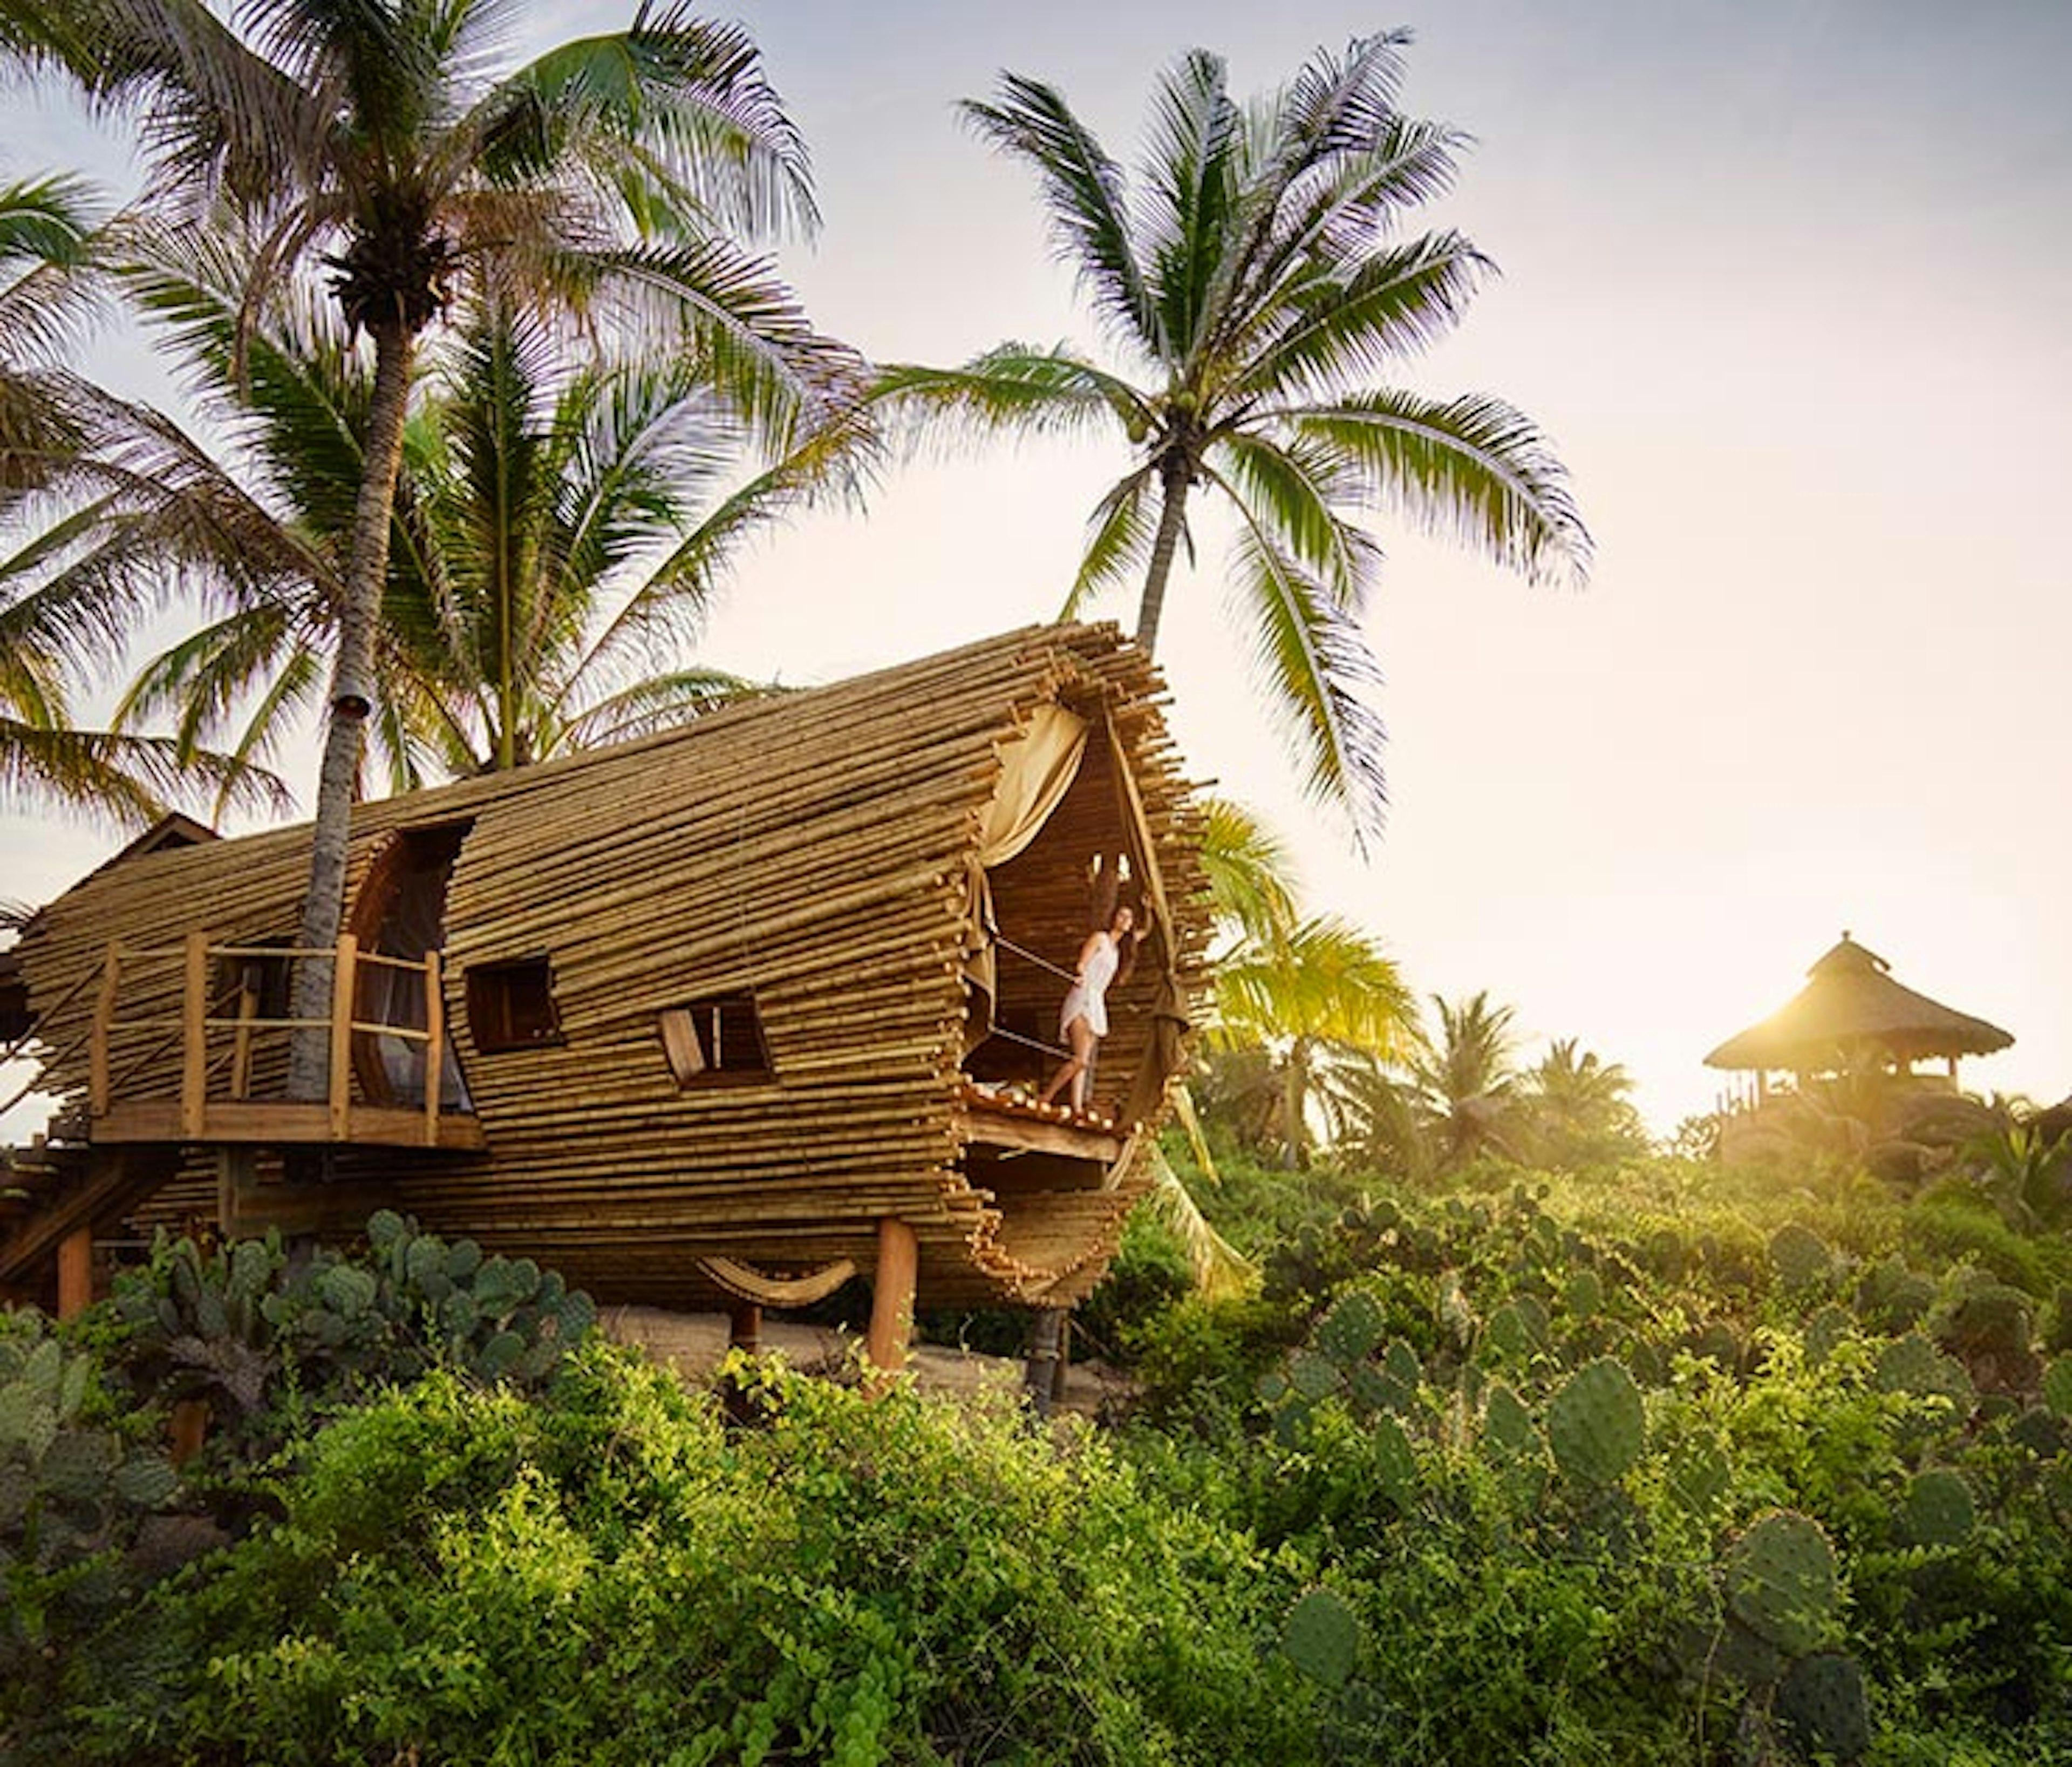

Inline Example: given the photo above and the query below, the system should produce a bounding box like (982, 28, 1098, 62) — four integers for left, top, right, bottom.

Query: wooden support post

(328, 933, 357, 1141)
(56, 1227, 92, 1320)
(88, 940, 120, 1117)
(230, 978, 258, 1100)
(421, 950, 445, 1146)
(1024, 1306, 1066, 1415)
(181, 931, 209, 1139)
(728, 1299, 762, 1356)
(864, 1216, 918, 1388)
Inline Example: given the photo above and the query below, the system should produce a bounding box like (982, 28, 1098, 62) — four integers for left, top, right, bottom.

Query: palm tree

(1518, 1037, 1649, 1168)
(1197, 795, 1418, 1167)
(2, 0, 825, 1093)
(1410, 989, 1523, 1171)
(0, 172, 282, 821)
(94, 248, 862, 790)
(878, 33, 1588, 847)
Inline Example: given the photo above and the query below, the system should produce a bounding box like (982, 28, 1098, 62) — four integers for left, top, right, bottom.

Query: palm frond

(871, 344, 1137, 458)
(1214, 429, 1380, 607)
(1139, 47, 1241, 361)
(474, 8, 815, 241)
(960, 73, 1164, 356)
(1142, 1138, 1255, 1298)
(1060, 464, 1156, 622)
(1210, 466, 1389, 848)
(1196, 794, 1298, 947)
(1238, 229, 1490, 400)
(1288, 389, 1592, 588)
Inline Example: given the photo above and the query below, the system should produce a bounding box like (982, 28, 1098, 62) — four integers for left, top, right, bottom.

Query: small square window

(466, 957, 563, 1052)
(659, 993, 771, 1086)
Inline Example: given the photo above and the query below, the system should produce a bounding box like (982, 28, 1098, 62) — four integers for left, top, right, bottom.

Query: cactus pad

(1725, 1510, 1839, 1654)
(1563, 1269, 1605, 1319)
(1282, 1587, 1360, 1688)
(1482, 1383, 1538, 1458)
(1903, 1469, 1975, 1546)
(1875, 1334, 1975, 1417)
(1548, 1357, 1645, 1486)
(1776, 1652, 1871, 1762)
(1317, 1290, 1386, 1365)
(1768, 1223, 1832, 1294)
(1289, 1350, 1342, 1401)
(1372, 1412, 1418, 1507)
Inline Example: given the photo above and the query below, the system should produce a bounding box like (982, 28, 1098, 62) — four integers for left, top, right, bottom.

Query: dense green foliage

(5, 1152, 2070, 1764)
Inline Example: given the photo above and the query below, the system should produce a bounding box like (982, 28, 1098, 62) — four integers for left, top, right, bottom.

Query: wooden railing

(86, 933, 460, 1149)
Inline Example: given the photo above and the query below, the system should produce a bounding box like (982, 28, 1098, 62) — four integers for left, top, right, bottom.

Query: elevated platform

(92, 1099, 485, 1150)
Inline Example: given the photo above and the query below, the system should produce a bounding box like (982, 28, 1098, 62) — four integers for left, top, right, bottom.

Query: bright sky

(5, 0, 2070, 1137)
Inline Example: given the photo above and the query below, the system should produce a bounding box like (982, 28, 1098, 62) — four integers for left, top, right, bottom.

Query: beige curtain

(963, 705, 1090, 1048)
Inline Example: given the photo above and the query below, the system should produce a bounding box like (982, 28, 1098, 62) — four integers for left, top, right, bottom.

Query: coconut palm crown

(0, 0, 827, 1092)
(878, 31, 1589, 848)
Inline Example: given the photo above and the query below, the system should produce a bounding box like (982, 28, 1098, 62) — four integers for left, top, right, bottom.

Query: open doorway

(348, 822, 473, 1110)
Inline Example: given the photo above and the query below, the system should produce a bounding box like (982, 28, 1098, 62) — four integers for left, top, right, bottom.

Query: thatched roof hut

(1703, 933, 2013, 1077)
(2, 624, 1209, 1348)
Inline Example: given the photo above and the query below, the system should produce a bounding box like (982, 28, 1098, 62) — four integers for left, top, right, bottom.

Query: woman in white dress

(1039, 902, 1148, 1113)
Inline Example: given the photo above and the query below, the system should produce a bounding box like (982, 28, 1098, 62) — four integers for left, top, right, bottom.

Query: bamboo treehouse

(0, 625, 1210, 1368)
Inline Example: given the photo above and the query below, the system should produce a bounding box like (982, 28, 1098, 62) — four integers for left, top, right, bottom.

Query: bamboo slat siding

(15, 624, 1209, 1308)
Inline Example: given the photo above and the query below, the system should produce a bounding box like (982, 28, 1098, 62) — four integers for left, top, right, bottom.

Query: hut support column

(1024, 1307, 1067, 1415)
(727, 1300, 761, 1355)
(56, 1227, 92, 1320)
(865, 1218, 918, 1387)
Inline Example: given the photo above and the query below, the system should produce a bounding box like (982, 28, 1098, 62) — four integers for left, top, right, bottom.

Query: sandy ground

(599, 1305, 1134, 1419)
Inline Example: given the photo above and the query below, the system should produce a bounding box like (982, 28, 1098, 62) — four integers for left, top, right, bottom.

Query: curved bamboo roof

(1703, 933, 2013, 1072)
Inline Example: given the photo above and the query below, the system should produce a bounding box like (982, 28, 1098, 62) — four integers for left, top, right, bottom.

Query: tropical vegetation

(0, 0, 834, 1092)
(878, 32, 1590, 846)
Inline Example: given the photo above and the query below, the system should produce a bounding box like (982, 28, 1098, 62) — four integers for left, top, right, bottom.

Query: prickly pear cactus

(1282, 1587, 1360, 1689)
(1875, 1333, 1975, 1420)
(1775, 1652, 1871, 1762)
(1548, 1357, 1645, 1487)
(1482, 1383, 1539, 1459)
(1482, 1302, 1533, 1363)
(1288, 1350, 1342, 1402)
(1724, 1510, 1839, 1655)
(1317, 1290, 1386, 1366)
(1371, 1412, 1419, 1507)
(1858, 1257, 1935, 1331)
(1563, 1269, 1605, 1320)
(1768, 1224, 1832, 1294)
(1803, 1305, 1856, 1367)
(1902, 1468, 1975, 1547)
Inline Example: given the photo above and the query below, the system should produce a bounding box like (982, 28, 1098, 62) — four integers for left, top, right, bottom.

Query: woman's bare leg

(1040, 1016, 1096, 1109)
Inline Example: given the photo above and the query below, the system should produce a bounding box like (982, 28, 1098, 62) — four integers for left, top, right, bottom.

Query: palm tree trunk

(1134, 453, 1193, 657)
(286, 320, 417, 1102)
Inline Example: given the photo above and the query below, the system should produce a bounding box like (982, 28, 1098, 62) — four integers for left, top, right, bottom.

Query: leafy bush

(69, 1345, 1319, 1765)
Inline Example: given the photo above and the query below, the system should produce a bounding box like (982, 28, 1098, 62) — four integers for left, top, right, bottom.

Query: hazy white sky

(5, 0, 2070, 1134)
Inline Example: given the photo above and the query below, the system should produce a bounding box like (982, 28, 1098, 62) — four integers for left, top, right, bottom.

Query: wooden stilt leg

(56, 1227, 93, 1320)
(865, 1218, 918, 1389)
(728, 1299, 762, 1356)
(1024, 1306, 1065, 1415)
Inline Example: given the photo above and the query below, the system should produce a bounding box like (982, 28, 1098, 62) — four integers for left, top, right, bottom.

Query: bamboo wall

(15, 624, 1209, 1309)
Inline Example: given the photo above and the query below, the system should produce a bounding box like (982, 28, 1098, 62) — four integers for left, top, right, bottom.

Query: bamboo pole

(88, 941, 119, 1116)
(328, 934, 357, 1140)
(422, 950, 444, 1146)
(180, 932, 208, 1139)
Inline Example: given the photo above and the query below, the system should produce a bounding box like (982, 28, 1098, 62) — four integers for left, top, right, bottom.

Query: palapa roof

(1703, 933, 2013, 1072)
